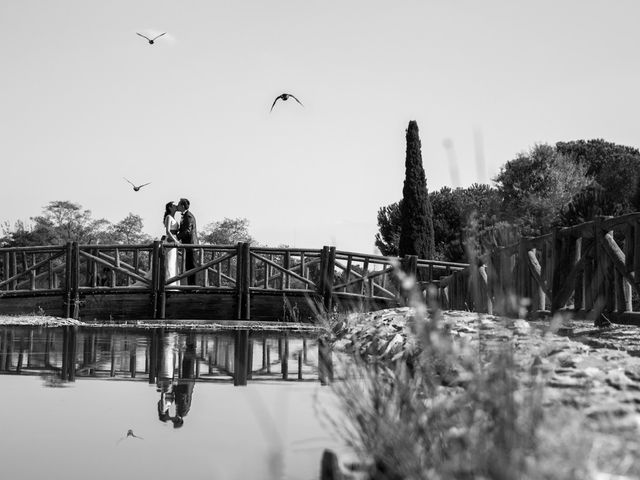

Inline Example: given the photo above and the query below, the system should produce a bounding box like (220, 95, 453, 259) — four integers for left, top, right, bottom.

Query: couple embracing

(163, 198, 198, 286)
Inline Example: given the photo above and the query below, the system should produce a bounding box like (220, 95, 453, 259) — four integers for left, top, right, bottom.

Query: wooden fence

(0, 242, 466, 321)
(441, 213, 640, 324)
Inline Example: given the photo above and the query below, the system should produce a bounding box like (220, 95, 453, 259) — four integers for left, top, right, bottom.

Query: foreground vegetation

(320, 286, 639, 479)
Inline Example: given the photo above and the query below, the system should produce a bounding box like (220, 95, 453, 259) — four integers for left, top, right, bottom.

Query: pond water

(0, 326, 342, 480)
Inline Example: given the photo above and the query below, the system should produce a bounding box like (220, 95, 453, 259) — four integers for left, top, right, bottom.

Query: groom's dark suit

(177, 210, 198, 285)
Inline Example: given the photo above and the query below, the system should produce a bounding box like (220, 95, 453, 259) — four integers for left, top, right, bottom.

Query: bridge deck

(0, 242, 466, 321)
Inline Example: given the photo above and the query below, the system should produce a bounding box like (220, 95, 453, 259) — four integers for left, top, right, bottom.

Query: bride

(163, 202, 180, 286)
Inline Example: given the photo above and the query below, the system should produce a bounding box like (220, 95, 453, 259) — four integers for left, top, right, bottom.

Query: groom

(176, 198, 198, 285)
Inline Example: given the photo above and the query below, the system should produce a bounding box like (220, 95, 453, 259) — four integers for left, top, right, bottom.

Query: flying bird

(136, 32, 166, 45)
(270, 93, 304, 112)
(124, 177, 151, 192)
(116, 429, 144, 445)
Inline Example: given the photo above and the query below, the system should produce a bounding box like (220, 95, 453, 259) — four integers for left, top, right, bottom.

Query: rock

(606, 370, 636, 391)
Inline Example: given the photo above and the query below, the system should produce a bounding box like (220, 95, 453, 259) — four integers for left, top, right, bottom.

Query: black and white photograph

(2, 1, 640, 479)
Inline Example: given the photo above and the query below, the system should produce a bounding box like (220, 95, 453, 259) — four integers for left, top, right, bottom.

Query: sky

(2, 1, 640, 253)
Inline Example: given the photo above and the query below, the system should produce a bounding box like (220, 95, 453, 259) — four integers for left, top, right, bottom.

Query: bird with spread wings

(270, 93, 304, 112)
(136, 32, 166, 45)
(116, 429, 144, 445)
(124, 177, 151, 192)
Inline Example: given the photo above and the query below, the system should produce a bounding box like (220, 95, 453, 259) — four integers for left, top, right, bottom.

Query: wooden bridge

(444, 213, 640, 324)
(0, 242, 466, 321)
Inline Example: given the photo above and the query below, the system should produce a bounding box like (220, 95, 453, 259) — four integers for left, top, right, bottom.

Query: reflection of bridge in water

(0, 326, 333, 386)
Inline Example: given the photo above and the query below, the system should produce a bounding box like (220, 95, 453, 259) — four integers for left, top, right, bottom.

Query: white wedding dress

(164, 215, 179, 286)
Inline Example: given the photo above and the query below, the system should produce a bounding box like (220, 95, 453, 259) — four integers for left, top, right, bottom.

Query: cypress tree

(398, 120, 435, 260)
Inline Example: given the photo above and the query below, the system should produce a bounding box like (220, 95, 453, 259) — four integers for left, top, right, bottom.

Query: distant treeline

(377, 139, 640, 263)
(0, 200, 254, 247)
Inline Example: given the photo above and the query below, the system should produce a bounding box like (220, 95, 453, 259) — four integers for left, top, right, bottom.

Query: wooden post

(29, 253, 36, 291)
(61, 328, 68, 380)
(71, 242, 80, 319)
(44, 330, 51, 368)
(236, 243, 243, 320)
(90, 248, 97, 288)
(62, 326, 76, 382)
(318, 247, 327, 300)
(319, 247, 336, 311)
(158, 243, 166, 320)
(573, 238, 583, 312)
(551, 228, 575, 313)
(64, 242, 72, 318)
(10, 251, 17, 290)
(318, 336, 333, 386)
(133, 249, 140, 276)
(300, 252, 307, 289)
(247, 339, 253, 380)
(634, 218, 640, 306)
(130, 344, 137, 378)
(362, 257, 370, 310)
(3, 252, 9, 292)
(110, 337, 116, 377)
(624, 223, 634, 311)
(583, 237, 595, 312)
(303, 338, 307, 362)
(594, 217, 607, 312)
(281, 336, 289, 380)
(151, 330, 163, 384)
(233, 330, 249, 386)
(151, 241, 161, 319)
(284, 251, 291, 290)
(2, 331, 11, 371)
(478, 264, 493, 315)
(236, 242, 251, 320)
(266, 343, 271, 373)
(344, 255, 352, 293)
(27, 330, 33, 368)
(202, 247, 208, 287)
(16, 345, 24, 374)
(517, 240, 528, 303)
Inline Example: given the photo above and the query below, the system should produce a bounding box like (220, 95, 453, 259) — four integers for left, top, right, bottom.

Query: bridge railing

(248, 247, 323, 292)
(440, 212, 640, 323)
(77, 244, 156, 290)
(0, 245, 68, 294)
(0, 241, 469, 320)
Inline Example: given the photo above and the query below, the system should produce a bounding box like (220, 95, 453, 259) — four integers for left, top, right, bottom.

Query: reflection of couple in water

(156, 332, 197, 428)
(163, 197, 198, 286)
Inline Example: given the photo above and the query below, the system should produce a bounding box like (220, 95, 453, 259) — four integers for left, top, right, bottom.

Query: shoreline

(0, 315, 324, 333)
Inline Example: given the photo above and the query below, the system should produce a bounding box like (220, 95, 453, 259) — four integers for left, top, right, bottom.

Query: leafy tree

(431, 184, 501, 262)
(13, 201, 111, 245)
(29, 201, 103, 244)
(556, 182, 609, 226)
(109, 213, 152, 244)
(375, 184, 501, 262)
(494, 144, 590, 236)
(375, 201, 402, 256)
(200, 217, 254, 245)
(398, 120, 435, 260)
(0, 220, 57, 247)
(555, 139, 640, 220)
(555, 139, 640, 177)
